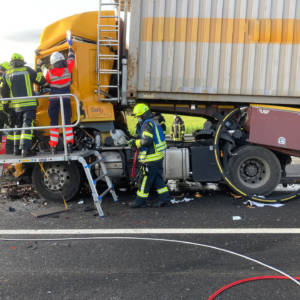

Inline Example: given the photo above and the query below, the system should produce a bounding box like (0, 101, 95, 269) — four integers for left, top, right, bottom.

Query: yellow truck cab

(35, 11, 119, 136)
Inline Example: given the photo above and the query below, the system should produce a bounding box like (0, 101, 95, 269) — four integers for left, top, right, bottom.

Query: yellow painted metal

(35, 11, 117, 130)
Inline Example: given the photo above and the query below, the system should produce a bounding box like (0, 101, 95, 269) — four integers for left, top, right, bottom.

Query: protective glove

(127, 139, 136, 148)
(66, 30, 72, 47)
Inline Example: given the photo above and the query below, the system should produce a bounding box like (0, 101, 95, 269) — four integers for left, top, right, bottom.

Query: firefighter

(46, 47, 75, 154)
(0, 62, 10, 150)
(128, 103, 170, 208)
(171, 114, 185, 142)
(1, 54, 46, 157)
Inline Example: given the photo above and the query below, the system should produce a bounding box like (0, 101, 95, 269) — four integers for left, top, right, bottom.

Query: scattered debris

(230, 193, 243, 199)
(31, 207, 67, 218)
(78, 200, 84, 205)
(244, 200, 285, 208)
(8, 207, 16, 212)
(171, 196, 195, 204)
(232, 216, 242, 221)
(194, 192, 202, 198)
(0, 182, 39, 201)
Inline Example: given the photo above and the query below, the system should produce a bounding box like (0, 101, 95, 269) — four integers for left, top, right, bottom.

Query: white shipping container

(127, 0, 300, 105)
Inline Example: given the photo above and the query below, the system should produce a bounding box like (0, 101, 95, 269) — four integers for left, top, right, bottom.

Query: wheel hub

(240, 159, 265, 184)
(43, 165, 70, 191)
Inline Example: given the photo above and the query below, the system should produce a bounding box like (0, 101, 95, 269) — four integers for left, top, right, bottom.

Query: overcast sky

(0, 0, 113, 66)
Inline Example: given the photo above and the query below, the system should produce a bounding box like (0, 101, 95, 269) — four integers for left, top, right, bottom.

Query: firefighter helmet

(11, 53, 24, 62)
(0, 61, 10, 71)
(133, 103, 150, 117)
(50, 52, 65, 65)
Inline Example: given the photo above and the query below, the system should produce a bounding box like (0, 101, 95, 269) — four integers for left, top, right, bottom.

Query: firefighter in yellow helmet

(1, 53, 46, 157)
(171, 114, 185, 142)
(128, 103, 170, 208)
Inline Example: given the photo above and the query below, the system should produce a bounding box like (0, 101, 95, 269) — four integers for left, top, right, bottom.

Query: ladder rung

(99, 43, 119, 46)
(98, 24, 119, 28)
(100, 85, 118, 88)
(88, 159, 103, 168)
(94, 174, 107, 184)
(99, 54, 119, 57)
(100, 187, 113, 198)
(100, 16, 120, 19)
(99, 57, 119, 61)
(99, 40, 119, 43)
(100, 29, 119, 32)
(99, 70, 120, 74)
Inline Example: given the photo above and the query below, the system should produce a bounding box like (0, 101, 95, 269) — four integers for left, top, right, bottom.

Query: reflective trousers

(136, 159, 170, 205)
(14, 110, 36, 152)
(5, 109, 16, 154)
(48, 97, 73, 147)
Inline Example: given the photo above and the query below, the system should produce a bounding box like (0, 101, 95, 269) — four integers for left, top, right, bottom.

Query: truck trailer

(2, 0, 300, 216)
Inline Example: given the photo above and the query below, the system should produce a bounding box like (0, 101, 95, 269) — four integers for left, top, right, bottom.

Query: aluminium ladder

(97, 0, 121, 102)
(79, 151, 118, 217)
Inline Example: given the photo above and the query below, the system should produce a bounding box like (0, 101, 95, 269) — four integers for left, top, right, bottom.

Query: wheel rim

(237, 157, 271, 189)
(43, 164, 71, 192)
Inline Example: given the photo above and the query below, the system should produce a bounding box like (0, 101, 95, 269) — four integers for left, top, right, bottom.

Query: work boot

(67, 143, 73, 153)
(21, 149, 36, 157)
(50, 147, 57, 155)
(128, 201, 148, 208)
(152, 201, 171, 208)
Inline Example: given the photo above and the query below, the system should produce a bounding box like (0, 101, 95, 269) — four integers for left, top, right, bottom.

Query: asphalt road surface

(0, 187, 300, 300)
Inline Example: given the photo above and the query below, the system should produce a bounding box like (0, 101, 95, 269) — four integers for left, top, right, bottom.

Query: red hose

(208, 276, 300, 300)
(130, 150, 138, 179)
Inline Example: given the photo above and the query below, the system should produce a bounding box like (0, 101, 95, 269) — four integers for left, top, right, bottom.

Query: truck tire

(32, 162, 81, 202)
(228, 145, 281, 196)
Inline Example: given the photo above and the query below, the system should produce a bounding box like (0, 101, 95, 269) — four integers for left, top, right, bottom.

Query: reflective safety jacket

(136, 118, 167, 164)
(171, 116, 185, 141)
(1, 66, 45, 112)
(46, 49, 75, 95)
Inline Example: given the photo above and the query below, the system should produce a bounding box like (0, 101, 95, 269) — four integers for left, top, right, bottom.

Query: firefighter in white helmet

(45, 45, 75, 154)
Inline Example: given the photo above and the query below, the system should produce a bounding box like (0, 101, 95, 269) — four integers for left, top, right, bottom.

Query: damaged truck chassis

(2, 0, 300, 216)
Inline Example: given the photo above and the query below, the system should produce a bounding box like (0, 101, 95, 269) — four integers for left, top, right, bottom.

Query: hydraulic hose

(213, 108, 300, 203)
(208, 275, 300, 300)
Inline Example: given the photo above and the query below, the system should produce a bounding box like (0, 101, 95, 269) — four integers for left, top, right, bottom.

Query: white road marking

(0, 228, 299, 235)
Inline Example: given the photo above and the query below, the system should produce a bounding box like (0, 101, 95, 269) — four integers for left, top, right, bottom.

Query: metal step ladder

(97, 0, 121, 102)
(79, 151, 118, 217)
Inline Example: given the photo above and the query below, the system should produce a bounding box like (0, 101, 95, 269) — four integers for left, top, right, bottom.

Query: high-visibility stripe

(141, 18, 300, 44)
(36, 72, 43, 83)
(137, 175, 149, 198)
(143, 131, 153, 138)
(50, 136, 59, 142)
(136, 140, 141, 148)
(21, 134, 32, 140)
(157, 186, 168, 194)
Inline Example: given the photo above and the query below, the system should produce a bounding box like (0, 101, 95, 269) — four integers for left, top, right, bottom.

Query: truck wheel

(32, 162, 81, 202)
(228, 145, 281, 196)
